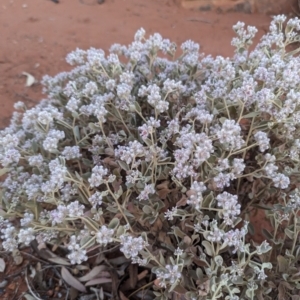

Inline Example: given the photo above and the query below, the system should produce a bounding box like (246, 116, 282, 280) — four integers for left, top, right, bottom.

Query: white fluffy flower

(96, 226, 114, 245)
(88, 165, 108, 187)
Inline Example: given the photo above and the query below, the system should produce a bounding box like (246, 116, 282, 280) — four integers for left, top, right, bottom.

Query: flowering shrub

(1, 15, 300, 299)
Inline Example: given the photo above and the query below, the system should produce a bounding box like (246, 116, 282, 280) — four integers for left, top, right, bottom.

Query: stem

(290, 211, 299, 258)
(76, 132, 94, 145)
(105, 182, 134, 233)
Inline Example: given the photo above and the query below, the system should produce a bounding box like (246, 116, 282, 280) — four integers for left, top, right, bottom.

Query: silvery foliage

(1, 15, 300, 299)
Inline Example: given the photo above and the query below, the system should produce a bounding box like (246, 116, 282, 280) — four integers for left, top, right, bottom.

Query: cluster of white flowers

(138, 84, 169, 113)
(88, 165, 108, 187)
(214, 158, 246, 184)
(67, 235, 88, 265)
(138, 117, 161, 140)
(0, 133, 21, 167)
(213, 172, 234, 190)
(28, 154, 44, 167)
(49, 205, 68, 225)
(1, 16, 300, 297)
(187, 181, 206, 210)
(62, 146, 82, 160)
(253, 265, 268, 280)
(88, 191, 103, 208)
(95, 225, 114, 245)
(17, 227, 35, 246)
(43, 129, 65, 152)
(20, 212, 34, 226)
(154, 264, 182, 288)
(254, 131, 270, 152)
(164, 206, 178, 220)
(23, 174, 43, 200)
(119, 234, 148, 260)
(0, 148, 21, 167)
(1, 224, 18, 252)
(48, 201, 85, 225)
(216, 192, 241, 226)
(222, 225, 248, 253)
(67, 201, 85, 218)
(125, 170, 143, 185)
(217, 120, 245, 150)
(230, 261, 244, 281)
(173, 130, 214, 179)
(272, 173, 290, 189)
(41, 158, 67, 192)
(207, 221, 224, 243)
(137, 184, 155, 201)
(60, 183, 77, 202)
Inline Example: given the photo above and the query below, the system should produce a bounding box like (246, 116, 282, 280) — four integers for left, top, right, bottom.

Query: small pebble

(7, 282, 16, 290)
(0, 280, 8, 288)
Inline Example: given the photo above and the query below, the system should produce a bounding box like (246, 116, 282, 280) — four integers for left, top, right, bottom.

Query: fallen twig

(24, 268, 44, 300)
(186, 18, 212, 24)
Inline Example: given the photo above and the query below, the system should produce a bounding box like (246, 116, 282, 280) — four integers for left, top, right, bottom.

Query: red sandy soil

(0, 0, 295, 298)
(0, 0, 280, 128)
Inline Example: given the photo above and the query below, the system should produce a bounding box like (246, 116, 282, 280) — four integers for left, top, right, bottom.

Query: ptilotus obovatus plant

(1, 14, 300, 300)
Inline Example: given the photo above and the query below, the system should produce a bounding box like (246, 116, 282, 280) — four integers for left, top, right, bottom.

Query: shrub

(1, 14, 300, 300)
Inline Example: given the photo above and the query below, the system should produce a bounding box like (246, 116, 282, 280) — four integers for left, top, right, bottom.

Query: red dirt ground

(0, 0, 280, 128)
(0, 0, 296, 298)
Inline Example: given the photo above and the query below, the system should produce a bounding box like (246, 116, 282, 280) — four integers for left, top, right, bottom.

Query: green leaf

(116, 225, 126, 237)
(88, 122, 100, 133)
(196, 268, 203, 279)
(173, 227, 185, 239)
(159, 251, 165, 265)
(231, 276, 244, 285)
(285, 249, 295, 259)
(106, 206, 118, 213)
(72, 111, 79, 119)
(0, 168, 10, 177)
(0, 258, 6, 272)
(246, 289, 255, 298)
(31, 140, 38, 152)
(277, 255, 288, 273)
(48, 257, 71, 266)
(214, 255, 223, 266)
(143, 138, 152, 147)
(142, 205, 152, 214)
(262, 228, 273, 240)
(78, 265, 106, 282)
(61, 267, 87, 293)
(248, 223, 255, 235)
(141, 232, 148, 243)
(202, 192, 214, 208)
(262, 262, 272, 270)
(252, 203, 272, 210)
(80, 236, 95, 249)
(241, 111, 260, 118)
(73, 125, 81, 140)
(134, 101, 141, 113)
(82, 159, 92, 167)
(75, 171, 82, 182)
(23, 294, 37, 300)
(82, 217, 99, 232)
(284, 228, 294, 239)
(108, 218, 119, 230)
(85, 277, 112, 286)
(117, 160, 129, 171)
(219, 117, 227, 124)
(282, 273, 289, 281)
(202, 241, 214, 256)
